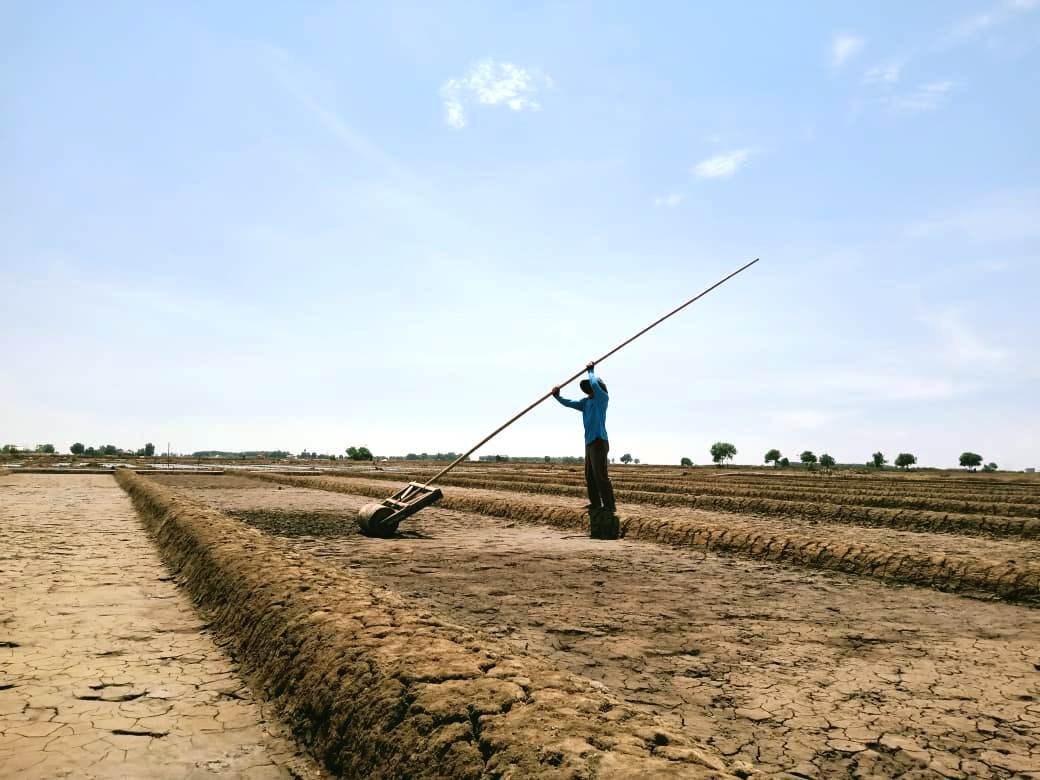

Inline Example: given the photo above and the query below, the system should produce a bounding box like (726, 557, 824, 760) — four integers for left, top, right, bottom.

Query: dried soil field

(0, 474, 326, 779)
(143, 464, 1040, 779)
(5, 465, 1040, 778)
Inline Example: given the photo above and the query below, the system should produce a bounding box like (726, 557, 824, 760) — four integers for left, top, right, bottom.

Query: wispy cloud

(947, 0, 1038, 41)
(693, 149, 754, 179)
(654, 193, 683, 207)
(922, 309, 1008, 364)
(953, 12, 997, 39)
(440, 59, 552, 129)
(253, 43, 462, 242)
(888, 80, 954, 111)
(758, 369, 963, 403)
(831, 34, 864, 68)
(808, 372, 962, 402)
(855, 0, 1036, 110)
(769, 410, 833, 429)
(259, 44, 408, 176)
(907, 193, 1040, 240)
(863, 61, 902, 84)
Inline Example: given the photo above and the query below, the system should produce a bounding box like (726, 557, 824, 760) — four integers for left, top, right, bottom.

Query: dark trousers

(584, 438, 615, 511)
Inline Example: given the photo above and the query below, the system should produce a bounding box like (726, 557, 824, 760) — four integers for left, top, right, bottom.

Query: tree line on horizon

(682, 443, 1001, 472)
(0, 442, 1008, 473)
(0, 442, 157, 457)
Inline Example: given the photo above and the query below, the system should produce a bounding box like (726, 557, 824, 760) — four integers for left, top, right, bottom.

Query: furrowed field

(3, 462, 1039, 778)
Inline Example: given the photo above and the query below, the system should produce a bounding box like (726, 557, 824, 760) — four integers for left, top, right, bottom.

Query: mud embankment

(474, 471, 1040, 515)
(114, 469, 733, 779)
(323, 471, 1040, 536)
(248, 473, 1040, 604)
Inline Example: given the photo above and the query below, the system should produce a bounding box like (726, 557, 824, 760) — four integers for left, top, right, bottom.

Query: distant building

(1027, 467, 1036, 473)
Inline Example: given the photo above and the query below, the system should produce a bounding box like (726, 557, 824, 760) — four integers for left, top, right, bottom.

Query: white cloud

(953, 12, 997, 38)
(922, 309, 1008, 364)
(907, 194, 1040, 240)
(439, 59, 551, 129)
(769, 410, 833, 429)
(863, 61, 902, 84)
(889, 80, 954, 111)
(831, 34, 864, 68)
(808, 372, 961, 402)
(947, 0, 1037, 42)
(654, 193, 683, 207)
(693, 149, 753, 179)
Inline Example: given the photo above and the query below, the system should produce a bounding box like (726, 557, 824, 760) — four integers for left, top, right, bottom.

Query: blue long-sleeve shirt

(554, 369, 609, 445)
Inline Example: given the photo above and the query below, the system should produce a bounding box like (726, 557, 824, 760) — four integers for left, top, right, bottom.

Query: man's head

(579, 378, 607, 396)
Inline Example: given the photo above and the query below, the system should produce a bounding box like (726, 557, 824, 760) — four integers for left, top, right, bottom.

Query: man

(552, 362, 616, 514)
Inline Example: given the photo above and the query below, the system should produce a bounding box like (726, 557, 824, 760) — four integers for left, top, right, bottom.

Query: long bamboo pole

(421, 257, 760, 488)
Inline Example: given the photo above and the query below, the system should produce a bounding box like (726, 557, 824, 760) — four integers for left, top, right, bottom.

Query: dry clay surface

(249, 474, 1040, 603)
(124, 471, 736, 779)
(342, 469, 1040, 527)
(169, 475, 1040, 779)
(0, 474, 324, 779)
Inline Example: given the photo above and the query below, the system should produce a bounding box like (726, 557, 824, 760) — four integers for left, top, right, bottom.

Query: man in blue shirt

(552, 362, 616, 513)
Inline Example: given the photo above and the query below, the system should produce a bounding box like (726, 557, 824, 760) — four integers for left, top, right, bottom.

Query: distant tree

(819, 453, 836, 468)
(710, 442, 737, 466)
(346, 446, 373, 461)
(143, 442, 155, 456)
(101, 444, 118, 456)
(894, 452, 916, 470)
(779, 457, 790, 467)
(84, 446, 98, 456)
(983, 462, 998, 472)
(70, 442, 85, 455)
(871, 451, 886, 469)
(620, 453, 633, 464)
(1, 444, 18, 454)
(680, 457, 693, 467)
(36, 444, 55, 453)
(634, 458, 641, 464)
(544, 455, 551, 463)
(800, 450, 817, 467)
(959, 452, 983, 471)
(764, 448, 781, 467)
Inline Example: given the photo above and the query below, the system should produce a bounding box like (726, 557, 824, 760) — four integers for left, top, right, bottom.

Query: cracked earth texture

(299, 469, 1040, 538)
(243, 474, 1040, 603)
(0, 473, 325, 780)
(319, 467, 1040, 521)
(158, 474, 1040, 779)
(119, 470, 735, 778)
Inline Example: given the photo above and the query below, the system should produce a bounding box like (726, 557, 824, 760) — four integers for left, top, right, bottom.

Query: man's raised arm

(552, 385, 585, 410)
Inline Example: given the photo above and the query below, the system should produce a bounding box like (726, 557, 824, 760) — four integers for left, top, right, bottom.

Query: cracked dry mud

(301, 475, 1040, 571)
(0, 474, 326, 779)
(167, 475, 1040, 779)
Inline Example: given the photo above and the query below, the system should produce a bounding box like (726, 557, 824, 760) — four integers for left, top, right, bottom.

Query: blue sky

(2, 2, 1038, 468)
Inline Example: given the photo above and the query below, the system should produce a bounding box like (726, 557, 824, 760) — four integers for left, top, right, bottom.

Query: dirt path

(0, 474, 324, 779)
(172, 477, 1040, 779)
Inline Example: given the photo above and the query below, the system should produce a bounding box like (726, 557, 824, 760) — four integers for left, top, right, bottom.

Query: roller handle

(422, 257, 760, 487)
